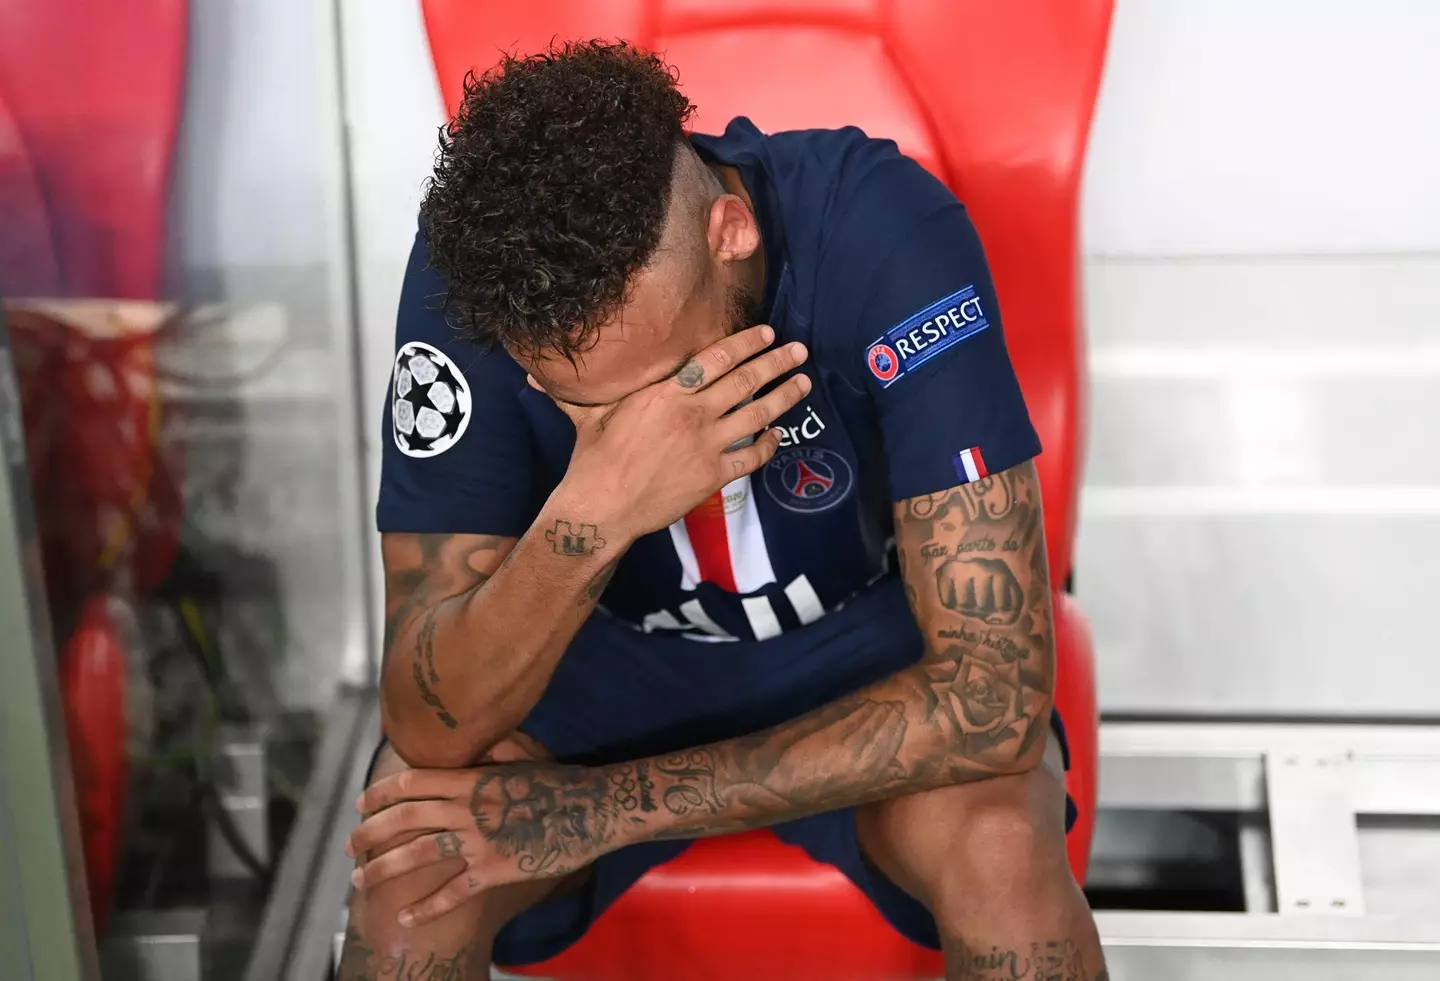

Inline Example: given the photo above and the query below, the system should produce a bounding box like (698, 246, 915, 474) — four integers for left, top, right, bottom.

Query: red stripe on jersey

(969, 445, 989, 479)
(682, 491, 737, 592)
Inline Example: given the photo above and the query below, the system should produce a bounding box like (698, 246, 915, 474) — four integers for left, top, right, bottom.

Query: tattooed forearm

(454, 468, 1054, 861)
(899, 463, 1054, 765)
(567, 463, 1056, 846)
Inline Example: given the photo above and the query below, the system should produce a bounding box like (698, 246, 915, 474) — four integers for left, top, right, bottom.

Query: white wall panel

(1084, 254, 1440, 348)
(1077, 512, 1440, 716)
(1087, 371, 1440, 487)
(1084, 0, 1440, 255)
(1080, 254, 1440, 716)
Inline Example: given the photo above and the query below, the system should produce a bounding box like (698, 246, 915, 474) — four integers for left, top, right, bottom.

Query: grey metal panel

(286, 694, 379, 981)
(0, 311, 99, 980)
(1099, 722, 1440, 813)
(98, 910, 206, 981)
(246, 687, 372, 981)
(1098, 911, 1440, 980)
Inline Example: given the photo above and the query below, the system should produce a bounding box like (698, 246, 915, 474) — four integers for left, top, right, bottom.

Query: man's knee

(858, 756, 1070, 915)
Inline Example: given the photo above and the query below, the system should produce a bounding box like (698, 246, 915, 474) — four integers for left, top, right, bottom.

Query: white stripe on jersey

(723, 475, 777, 592)
(667, 521, 702, 591)
(784, 574, 825, 625)
(679, 599, 736, 640)
(741, 595, 783, 640)
(641, 608, 685, 633)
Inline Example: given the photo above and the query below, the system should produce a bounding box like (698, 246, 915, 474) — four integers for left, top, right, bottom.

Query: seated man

(340, 41, 1106, 981)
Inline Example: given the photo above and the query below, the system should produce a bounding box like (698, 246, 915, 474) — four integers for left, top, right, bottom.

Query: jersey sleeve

(821, 152, 1041, 502)
(376, 226, 541, 536)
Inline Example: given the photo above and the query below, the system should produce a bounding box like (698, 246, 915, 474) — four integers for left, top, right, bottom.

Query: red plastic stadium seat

(423, 3, 1111, 979)
(0, 87, 59, 297)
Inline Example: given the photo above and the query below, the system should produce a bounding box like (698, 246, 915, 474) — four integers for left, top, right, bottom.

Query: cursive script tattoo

(946, 938, 1107, 981)
(378, 946, 486, 981)
(674, 360, 705, 388)
(382, 533, 513, 734)
(655, 752, 726, 817)
(413, 606, 460, 729)
(545, 520, 607, 557)
(636, 761, 658, 812)
(412, 660, 459, 730)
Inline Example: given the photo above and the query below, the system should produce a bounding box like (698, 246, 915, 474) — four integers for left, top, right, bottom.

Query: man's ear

(706, 194, 760, 264)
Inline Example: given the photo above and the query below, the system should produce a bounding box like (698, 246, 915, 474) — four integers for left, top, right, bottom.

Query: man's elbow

(379, 695, 498, 770)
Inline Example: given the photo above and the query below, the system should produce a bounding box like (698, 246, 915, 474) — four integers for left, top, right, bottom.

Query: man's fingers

(720, 427, 784, 480)
(356, 768, 472, 817)
(346, 800, 472, 858)
(398, 873, 487, 928)
(716, 372, 812, 447)
(703, 341, 808, 412)
(671, 324, 775, 392)
(351, 831, 461, 892)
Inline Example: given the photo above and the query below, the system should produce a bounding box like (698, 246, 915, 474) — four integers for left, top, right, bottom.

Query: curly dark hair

(420, 41, 697, 360)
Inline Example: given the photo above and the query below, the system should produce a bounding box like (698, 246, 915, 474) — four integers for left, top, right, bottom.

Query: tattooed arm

(474, 463, 1055, 852)
(379, 509, 620, 768)
(379, 326, 811, 769)
(350, 463, 1054, 911)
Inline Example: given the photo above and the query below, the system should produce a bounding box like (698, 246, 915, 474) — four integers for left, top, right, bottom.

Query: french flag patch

(952, 446, 990, 484)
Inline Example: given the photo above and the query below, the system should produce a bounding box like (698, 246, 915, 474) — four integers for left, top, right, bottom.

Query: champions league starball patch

(762, 446, 855, 514)
(391, 341, 472, 458)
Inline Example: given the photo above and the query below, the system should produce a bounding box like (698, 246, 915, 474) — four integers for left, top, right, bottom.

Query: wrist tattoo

(545, 520, 607, 556)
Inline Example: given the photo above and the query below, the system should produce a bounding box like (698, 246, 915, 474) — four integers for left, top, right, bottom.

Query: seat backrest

(0, 87, 60, 297)
(0, 0, 188, 300)
(423, 0, 1112, 581)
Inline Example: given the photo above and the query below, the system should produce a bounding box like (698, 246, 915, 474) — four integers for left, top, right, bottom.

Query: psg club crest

(391, 341, 472, 458)
(763, 446, 854, 514)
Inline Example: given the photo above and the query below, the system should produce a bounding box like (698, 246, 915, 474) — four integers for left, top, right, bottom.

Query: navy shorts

(376, 576, 1074, 965)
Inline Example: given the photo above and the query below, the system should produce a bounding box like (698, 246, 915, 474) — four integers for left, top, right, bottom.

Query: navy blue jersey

(377, 118, 1041, 643)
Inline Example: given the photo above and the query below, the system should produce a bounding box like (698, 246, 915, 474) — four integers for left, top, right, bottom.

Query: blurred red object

(0, 0, 187, 299)
(59, 595, 136, 934)
(424, 2, 1111, 979)
(0, 0, 188, 934)
(6, 302, 184, 609)
(0, 86, 60, 296)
